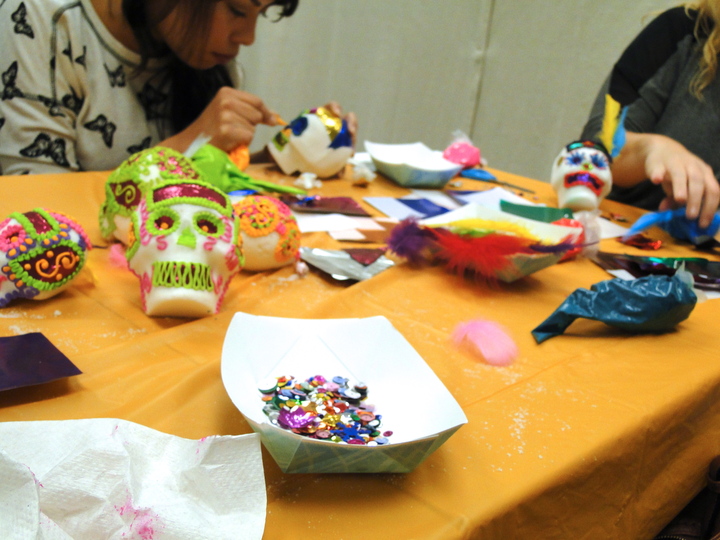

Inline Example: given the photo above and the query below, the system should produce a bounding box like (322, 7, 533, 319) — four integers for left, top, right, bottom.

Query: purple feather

(529, 239, 585, 254)
(387, 218, 435, 264)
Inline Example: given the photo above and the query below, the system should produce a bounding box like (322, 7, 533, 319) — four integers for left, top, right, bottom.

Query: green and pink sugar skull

(0, 208, 91, 307)
(125, 178, 242, 318)
(100, 147, 202, 245)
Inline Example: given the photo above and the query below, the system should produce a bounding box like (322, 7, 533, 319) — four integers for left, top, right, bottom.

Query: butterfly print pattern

(61, 87, 84, 115)
(0, 0, 174, 173)
(84, 114, 116, 148)
(104, 64, 125, 87)
(2, 61, 24, 100)
(137, 83, 168, 121)
(127, 136, 152, 155)
(20, 133, 70, 167)
(11, 2, 33, 38)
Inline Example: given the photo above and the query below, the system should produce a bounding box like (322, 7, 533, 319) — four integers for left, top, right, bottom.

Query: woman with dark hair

(0, 0, 348, 174)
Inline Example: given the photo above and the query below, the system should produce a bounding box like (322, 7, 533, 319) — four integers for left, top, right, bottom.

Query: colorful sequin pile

(260, 375, 393, 445)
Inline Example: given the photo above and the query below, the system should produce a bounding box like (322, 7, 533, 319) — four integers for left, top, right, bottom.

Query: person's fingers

(683, 163, 708, 221)
(345, 111, 358, 141)
(646, 159, 668, 186)
(658, 196, 673, 212)
(697, 168, 720, 228)
(324, 101, 342, 117)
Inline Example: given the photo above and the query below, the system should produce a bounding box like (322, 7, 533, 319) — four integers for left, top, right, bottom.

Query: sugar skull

(232, 195, 301, 271)
(267, 106, 354, 178)
(126, 179, 242, 318)
(551, 140, 613, 211)
(0, 208, 91, 307)
(100, 147, 203, 245)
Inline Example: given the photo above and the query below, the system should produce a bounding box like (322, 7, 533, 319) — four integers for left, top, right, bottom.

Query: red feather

(431, 229, 535, 280)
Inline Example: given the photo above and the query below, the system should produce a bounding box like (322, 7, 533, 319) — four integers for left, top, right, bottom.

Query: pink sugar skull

(551, 140, 613, 211)
(126, 179, 242, 317)
(268, 106, 354, 178)
(0, 208, 91, 307)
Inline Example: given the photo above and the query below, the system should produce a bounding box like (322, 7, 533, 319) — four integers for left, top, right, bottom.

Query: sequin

(259, 375, 392, 446)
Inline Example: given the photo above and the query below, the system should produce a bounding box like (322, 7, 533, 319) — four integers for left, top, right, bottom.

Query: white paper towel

(0, 418, 266, 540)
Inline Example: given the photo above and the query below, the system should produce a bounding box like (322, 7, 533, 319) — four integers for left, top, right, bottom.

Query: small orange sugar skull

(233, 195, 301, 271)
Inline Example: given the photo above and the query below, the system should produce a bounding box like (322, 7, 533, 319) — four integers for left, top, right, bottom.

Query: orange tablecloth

(1, 165, 719, 539)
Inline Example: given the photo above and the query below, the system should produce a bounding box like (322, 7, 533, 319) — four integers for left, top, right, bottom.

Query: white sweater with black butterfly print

(0, 0, 242, 175)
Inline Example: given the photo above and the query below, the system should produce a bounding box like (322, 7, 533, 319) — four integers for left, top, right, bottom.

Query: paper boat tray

(221, 312, 467, 473)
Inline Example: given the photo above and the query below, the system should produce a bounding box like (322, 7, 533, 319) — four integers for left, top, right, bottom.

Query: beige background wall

(243, 1, 679, 182)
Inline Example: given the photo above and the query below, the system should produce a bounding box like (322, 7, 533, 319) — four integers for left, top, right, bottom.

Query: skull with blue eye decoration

(550, 140, 613, 211)
(267, 106, 354, 178)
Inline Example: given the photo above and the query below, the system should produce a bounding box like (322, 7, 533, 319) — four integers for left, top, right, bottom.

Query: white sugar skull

(551, 140, 613, 211)
(100, 147, 203, 245)
(232, 195, 301, 271)
(0, 208, 91, 307)
(267, 106, 354, 178)
(126, 179, 242, 318)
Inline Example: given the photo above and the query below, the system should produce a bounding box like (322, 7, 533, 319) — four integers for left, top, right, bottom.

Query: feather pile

(387, 217, 579, 282)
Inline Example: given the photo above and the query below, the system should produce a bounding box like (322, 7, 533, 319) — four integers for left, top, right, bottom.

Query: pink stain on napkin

(115, 495, 162, 540)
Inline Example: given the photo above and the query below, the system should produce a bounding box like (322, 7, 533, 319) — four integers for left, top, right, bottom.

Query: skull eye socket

(155, 215, 174, 230)
(197, 219, 218, 235)
(590, 153, 608, 169)
(194, 213, 224, 238)
(566, 151, 584, 167)
(147, 209, 180, 236)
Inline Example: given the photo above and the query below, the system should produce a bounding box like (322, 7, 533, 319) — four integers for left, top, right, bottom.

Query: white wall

(242, 0, 679, 181)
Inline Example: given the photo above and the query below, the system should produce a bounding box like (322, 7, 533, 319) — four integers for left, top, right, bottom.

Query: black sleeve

(609, 7, 700, 106)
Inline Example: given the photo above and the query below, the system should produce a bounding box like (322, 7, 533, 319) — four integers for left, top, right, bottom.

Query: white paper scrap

(293, 213, 361, 233)
(0, 418, 266, 540)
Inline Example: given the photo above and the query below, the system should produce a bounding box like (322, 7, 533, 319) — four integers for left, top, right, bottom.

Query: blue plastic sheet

(623, 208, 720, 246)
(532, 273, 697, 344)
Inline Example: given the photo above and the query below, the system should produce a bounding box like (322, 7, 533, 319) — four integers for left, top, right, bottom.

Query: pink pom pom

(452, 319, 518, 366)
(108, 243, 128, 269)
(443, 141, 481, 168)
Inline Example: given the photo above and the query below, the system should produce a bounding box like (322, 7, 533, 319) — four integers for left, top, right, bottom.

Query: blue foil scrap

(532, 273, 697, 344)
(0, 333, 82, 392)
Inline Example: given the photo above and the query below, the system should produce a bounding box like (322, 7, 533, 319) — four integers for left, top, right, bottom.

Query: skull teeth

(151, 261, 214, 291)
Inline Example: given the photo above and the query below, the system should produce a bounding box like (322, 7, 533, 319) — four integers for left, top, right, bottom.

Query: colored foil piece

(532, 273, 697, 343)
(0, 333, 82, 392)
(591, 251, 720, 291)
(618, 233, 663, 250)
(299, 247, 394, 282)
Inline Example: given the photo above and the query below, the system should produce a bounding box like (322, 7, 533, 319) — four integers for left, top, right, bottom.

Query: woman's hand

(161, 87, 280, 155)
(323, 101, 358, 146)
(613, 132, 720, 227)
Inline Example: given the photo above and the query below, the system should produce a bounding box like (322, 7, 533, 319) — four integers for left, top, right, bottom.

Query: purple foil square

(0, 333, 82, 392)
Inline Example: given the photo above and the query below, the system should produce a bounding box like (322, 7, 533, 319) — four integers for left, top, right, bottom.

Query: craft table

(1, 164, 719, 539)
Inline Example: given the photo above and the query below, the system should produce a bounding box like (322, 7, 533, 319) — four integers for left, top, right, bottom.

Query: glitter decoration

(260, 375, 392, 446)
